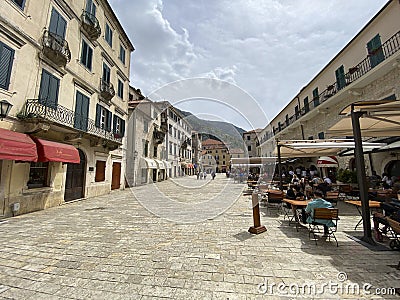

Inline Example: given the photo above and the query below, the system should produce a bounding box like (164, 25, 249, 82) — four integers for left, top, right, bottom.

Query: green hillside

(176, 109, 246, 149)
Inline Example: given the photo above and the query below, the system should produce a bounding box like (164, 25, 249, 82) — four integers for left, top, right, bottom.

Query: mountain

(175, 109, 246, 149)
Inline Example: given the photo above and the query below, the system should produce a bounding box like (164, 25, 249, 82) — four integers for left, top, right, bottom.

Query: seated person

(301, 190, 334, 235)
(286, 185, 296, 200)
(317, 182, 332, 197)
(373, 199, 400, 241)
(294, 185, 305, 199)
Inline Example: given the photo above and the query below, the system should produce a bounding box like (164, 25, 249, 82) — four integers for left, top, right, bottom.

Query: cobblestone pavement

(0, 175, 399, 299)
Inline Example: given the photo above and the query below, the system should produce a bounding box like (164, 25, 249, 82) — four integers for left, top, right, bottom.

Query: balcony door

(102, 63, 111, 84)
(367, 34, 385, 68)
(74, 91, 89, 131)
(38, 69, 59, 109)
(49, 8, 67, 39)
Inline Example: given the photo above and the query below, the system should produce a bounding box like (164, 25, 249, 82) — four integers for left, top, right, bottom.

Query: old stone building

(0, 0, 133, 217)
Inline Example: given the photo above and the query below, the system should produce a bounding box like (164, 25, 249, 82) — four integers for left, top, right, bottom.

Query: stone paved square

(0, 176, 399, 299)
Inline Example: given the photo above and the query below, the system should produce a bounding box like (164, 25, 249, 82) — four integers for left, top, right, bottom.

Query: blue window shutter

(95, 103, 101, 127)
(81, 94, 89, 131)
(0, 42, 15, 90)
(49, 9, 67, 38)
(85, 0, 92, 13)
(106, 110, 112, 132)
(87, 47, 93, 70)
(367, 34, 384, 68)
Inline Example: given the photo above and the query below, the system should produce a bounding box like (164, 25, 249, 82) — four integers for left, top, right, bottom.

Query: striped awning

(317, 156, 338, 167)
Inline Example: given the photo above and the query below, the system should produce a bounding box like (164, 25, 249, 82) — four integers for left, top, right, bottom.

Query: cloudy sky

(109, 0, 388, 130)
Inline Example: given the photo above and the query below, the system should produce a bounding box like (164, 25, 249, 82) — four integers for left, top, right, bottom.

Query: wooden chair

(266, 190, 284, 214)
(338, 184, 355, 200)
(308, 208, 339, 246)
(325, 191, 339, 206)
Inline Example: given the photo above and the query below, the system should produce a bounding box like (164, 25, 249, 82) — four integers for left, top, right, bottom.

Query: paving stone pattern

(0, 176, 399, 299)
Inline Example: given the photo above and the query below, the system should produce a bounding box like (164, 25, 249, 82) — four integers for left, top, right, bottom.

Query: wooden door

(64, 149, 86, 201)
(111, 162, 121, 190)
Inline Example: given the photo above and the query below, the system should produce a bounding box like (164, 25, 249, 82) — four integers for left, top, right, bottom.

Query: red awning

(34, 138, 80, 164)
(0, 128, 38, 162)
(317, 156, 338, 168)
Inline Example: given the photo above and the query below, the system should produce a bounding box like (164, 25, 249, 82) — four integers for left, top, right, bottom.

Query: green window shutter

(303, 96, 309, 113)
(335, 65, 346, 90)
(48, 74, 59, 109)
(74, 91, 89, 131)
(95, 103, 101, 127)
(0, 42, 15, 90)
(367, 34, 384, 68)
(39, 70, 50, 104)
(312, 88, 319, 106)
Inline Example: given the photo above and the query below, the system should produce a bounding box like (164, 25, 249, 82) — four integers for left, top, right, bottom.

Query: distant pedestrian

(196, 171, 200, 180)
(203, 171, 207, 179)
(211, 171, 216, 180)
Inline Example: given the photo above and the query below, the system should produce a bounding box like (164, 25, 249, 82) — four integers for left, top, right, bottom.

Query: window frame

(0, 41, 15, 91)
(117, 78, 124, 99)
(119, 44, 126, 64)
(80, 39, 93, 71)
(105, 23, 113, 47)
(27, 162, 49, 189)
(11, 0, 26, 9)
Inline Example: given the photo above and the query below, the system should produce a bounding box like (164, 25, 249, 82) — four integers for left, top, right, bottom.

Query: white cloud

(109, 0, 388, 130)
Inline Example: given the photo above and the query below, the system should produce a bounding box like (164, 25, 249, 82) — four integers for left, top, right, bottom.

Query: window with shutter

(0, 42, 15, 90)
(38, 69, 59, 109)
(313, 88, 319, 107)
(303, 96, 309, 113)
(117, 79, 123, 98)
(119, 45, 125, 64)
(105, 23, 113, 47)
(80, 40, 93, 70)
(74, 91, 89, 131)
(102, 63, 111, 83)
(86, 0, 96, 16)
(335, 65, 346, 90)
(367, 34, 384, 68)
(49, 8, 67, 39)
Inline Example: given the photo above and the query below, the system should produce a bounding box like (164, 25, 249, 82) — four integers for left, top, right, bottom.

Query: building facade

(201, 139, 231, 173)
(0, 0, 133, 217)
(159, 102, 193, 177)
(126, 89, 168, 185)
(243, 129, 261, 158)
(258, 0, 400, 178)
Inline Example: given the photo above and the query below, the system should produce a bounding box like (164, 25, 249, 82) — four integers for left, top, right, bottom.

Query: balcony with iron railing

(42, 30, 71, 67)
(100, 79, 115, 101)
(81, 11, 101, 41)
(18, 99, 122, 145)
(274, 30, 400, 135)
(153, 129, 166, 145)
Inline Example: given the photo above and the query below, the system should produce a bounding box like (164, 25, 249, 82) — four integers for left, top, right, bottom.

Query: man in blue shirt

(303, 190, 335, 235)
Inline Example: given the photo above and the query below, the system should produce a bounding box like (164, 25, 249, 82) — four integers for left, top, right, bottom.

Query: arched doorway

(64, 149, 86, 201)
(386, 160, 400, 177)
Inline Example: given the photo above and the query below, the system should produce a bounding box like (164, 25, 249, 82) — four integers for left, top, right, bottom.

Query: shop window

(27, 162, 49, 188)
(95, 160, 106, 182)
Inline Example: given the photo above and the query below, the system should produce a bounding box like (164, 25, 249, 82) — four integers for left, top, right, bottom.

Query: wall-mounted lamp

(0, 100, 13, 120)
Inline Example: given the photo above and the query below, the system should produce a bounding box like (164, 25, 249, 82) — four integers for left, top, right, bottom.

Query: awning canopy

(231, 157, 279, 165)
(327, 100, 400, 137)
(275, 139, 386, 158)
(34, 138, 80, 163)
(317, 156, 338, 167)
(163, 160, 172, 169)
(0, 128, 38, 162)
(141, 157, 157, 169)
(154, 159, 165, 169)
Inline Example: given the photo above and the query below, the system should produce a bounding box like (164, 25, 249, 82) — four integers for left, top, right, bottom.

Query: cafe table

(344, 200, 381, 230)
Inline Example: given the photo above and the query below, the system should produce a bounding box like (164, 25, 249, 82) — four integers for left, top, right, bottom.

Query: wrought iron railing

(100, 79, 115, 101)
(19, 99, 122, 144)
(274, 30, 400, 135)
(81, 11, 101, 40)
(42, 30, 71, 65)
